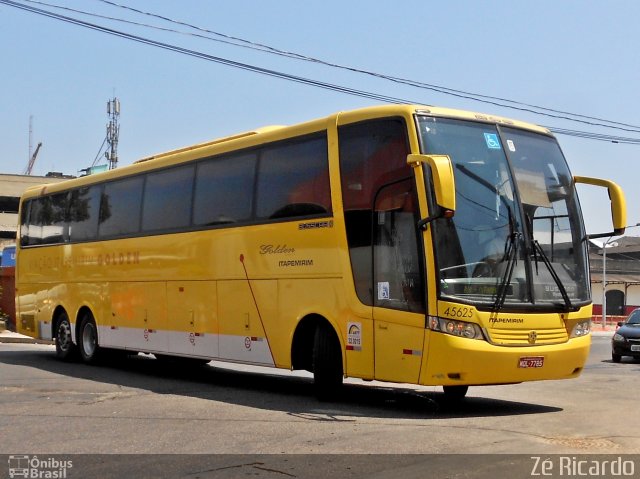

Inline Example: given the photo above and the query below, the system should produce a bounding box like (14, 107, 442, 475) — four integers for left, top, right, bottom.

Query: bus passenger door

(372, 180, 426, 383)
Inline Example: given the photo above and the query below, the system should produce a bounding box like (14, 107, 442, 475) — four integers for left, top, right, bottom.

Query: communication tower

(106, 98, 120, 170)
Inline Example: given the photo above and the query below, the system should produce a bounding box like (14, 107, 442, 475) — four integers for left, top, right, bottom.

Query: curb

(0, 331, 54, 345)
(0, 336, 54, 345)
(0, 318, 54, 344)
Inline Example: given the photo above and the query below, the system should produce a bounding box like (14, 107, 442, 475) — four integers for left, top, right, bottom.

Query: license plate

(518, 356, 544, 368)
(631, 345, 640, 352)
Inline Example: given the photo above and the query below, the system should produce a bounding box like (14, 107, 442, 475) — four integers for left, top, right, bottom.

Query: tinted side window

(142, 165, 195, 232)
(21, 194, 68, 246)
(256, 135, 331, 220)
(193, 153, 257, 226)
(20, 200, 34, 246)
(69, 185, 101, 242)
(99, 177, 144, 238)
(40, 193, 69, 245)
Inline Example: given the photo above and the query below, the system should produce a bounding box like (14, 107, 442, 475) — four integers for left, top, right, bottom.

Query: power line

(91, 0, 640, 134)
(3, 0, 640, 145)
(31, 0, 640, 133)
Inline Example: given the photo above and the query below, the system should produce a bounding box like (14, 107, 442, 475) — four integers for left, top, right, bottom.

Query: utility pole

(106, 98, 120, 170)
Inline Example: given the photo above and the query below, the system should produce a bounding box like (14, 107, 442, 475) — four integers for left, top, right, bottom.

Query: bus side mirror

(407, 154, 456, 212)
(574, 176, 627, 238)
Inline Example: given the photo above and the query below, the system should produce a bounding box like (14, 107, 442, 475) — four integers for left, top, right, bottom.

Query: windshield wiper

(493, 232, 519, 312)
(493, 206, 519, 312)
(532, 240, 574, 311)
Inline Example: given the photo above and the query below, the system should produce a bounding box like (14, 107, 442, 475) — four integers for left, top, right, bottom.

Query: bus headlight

(570, 320, 591, 338)
(429, 317, 484, 340)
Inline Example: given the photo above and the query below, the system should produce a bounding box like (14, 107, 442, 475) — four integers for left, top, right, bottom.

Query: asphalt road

(0, 336, 638, 477)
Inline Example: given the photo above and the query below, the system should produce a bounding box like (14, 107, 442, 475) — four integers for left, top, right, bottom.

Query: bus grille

(488, 327, 568, 346)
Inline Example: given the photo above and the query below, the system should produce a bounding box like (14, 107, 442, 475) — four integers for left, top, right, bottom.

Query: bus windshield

(417, 116, 589, 311)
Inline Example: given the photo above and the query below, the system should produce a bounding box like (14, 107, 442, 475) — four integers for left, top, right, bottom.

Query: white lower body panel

(96, 326, 274, 366)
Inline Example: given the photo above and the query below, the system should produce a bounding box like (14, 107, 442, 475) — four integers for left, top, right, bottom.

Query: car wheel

(79, 313, 101, 363)
(612, 352, 622, 363)
(55, 312, 77, 361)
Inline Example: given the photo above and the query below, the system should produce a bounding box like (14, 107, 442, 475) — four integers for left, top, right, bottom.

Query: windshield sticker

(484, 132, 501, 150)
(507, 139, 516, 152)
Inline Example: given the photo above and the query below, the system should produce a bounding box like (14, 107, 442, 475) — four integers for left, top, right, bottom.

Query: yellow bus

(15, 104, 626, 399)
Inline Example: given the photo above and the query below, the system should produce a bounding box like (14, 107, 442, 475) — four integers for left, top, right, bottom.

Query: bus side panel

(373, 308, 425, 384)
(166, 281, 219, 358)
(106, 281, 168, 352)
(15, 245, 64, 340)
(15, 283, 40, 338)
(218, 280, 276, 366)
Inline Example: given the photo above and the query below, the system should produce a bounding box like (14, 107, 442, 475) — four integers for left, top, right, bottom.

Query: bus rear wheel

(55, 312, 77, 361)
(312, 322, 343, 401)
(78, 313, 101, 363)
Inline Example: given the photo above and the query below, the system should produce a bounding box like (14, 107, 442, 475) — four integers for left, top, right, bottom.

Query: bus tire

(54, 312, 77, 361)
(443, 385, 469, 401)
(312, 322, 343, 401)
(78, 312, 101, 364)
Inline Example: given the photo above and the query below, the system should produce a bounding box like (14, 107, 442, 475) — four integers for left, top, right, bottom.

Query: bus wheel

(55, 312, 77, 361)
(79, 313, 101, 363)
(312, 322, 343, 401)
(443, 385, 469, 401)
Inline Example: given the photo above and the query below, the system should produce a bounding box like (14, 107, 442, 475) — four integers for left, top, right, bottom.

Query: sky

(1, 0, 639, 236)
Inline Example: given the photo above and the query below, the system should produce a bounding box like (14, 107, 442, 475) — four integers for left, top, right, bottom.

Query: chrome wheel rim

(57, 320, 72, 352)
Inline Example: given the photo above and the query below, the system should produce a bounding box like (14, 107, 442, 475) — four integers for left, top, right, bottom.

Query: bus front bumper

(420, 332, 591, 387)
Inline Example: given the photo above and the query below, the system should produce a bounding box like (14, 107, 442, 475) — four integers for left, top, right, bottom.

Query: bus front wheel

(78, 313, 101, 363)
(443, 385, 469, 401)
(312, 322, 343, 401)
(55, 312, 77, 361)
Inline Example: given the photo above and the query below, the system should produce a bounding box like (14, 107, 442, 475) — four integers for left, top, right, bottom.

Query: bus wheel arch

(52, 307, 76, 361)
(76, 307, 101, 363)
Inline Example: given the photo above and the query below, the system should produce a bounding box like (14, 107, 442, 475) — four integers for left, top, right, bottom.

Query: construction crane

(24, 142, 42, 175)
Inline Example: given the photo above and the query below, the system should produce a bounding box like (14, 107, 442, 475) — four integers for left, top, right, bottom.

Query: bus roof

(19, 104, 551, 200)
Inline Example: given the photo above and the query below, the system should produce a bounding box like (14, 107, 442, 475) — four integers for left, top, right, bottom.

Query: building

(589, 236, 640, 324)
